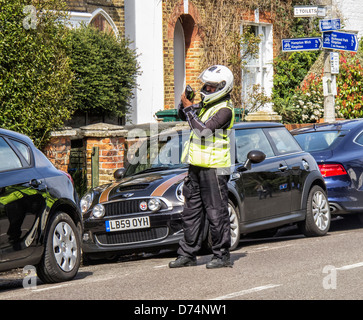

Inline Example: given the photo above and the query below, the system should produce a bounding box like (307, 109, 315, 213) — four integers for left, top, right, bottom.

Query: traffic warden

(169, 65, 235, 269)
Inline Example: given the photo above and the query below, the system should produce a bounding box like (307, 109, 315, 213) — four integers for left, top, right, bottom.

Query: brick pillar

(82, 124, 128, 187)
(43, 129, 77, 173)
(85, 136, 126, 187)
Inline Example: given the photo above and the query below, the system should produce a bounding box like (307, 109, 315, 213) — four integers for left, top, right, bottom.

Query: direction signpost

(282, 37, 322, 52)
(322, 31, 358, 52)
(319, 18, 341, 32)
(284, 1, 360, 122)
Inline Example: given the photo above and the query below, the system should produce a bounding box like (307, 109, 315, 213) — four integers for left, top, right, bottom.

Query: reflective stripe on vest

(182, 100, 234, 168)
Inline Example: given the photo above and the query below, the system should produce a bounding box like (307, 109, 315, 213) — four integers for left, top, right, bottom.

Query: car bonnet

(97, 169, 187, 203)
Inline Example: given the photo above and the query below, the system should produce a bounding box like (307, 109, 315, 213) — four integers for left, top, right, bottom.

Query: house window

(241, 23, 273, 111)
(90, 14, 114, 34)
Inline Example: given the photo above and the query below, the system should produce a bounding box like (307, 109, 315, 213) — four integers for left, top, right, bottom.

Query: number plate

(105, 216, 150, 232)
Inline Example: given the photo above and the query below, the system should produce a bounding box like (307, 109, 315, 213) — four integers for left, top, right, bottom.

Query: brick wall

(162, 0, 277, 110)
(43, 136, 72, 173)
(43, 124, 128, 188)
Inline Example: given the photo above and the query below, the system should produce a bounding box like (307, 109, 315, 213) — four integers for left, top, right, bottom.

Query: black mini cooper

(0, 128, 82, 283)
(81, 122, 330, 261)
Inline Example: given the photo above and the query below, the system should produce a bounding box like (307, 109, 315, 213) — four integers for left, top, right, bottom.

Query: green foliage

(272, 51, 321, 100)
(274, 47, 363, 123)
(336, 51, 363, 118)
(67, 26, 140, 119)
(278, 73, 324, 123)
(0, 0, 74, 147)
(272, 51, 321, 122)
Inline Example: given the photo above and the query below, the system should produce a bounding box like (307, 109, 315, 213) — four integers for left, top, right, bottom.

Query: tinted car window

(0, 137, 22, 171)
(294, 131, 341, 151)
(10, 138, 31, 164)
(235, 128, 274, 163)
(354, 131, 363, 146)
(267, 127, 301, 154)
(126, 133, 188, 176)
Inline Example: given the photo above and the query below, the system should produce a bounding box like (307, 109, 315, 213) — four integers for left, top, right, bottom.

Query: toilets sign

(294, 5, 327, 17)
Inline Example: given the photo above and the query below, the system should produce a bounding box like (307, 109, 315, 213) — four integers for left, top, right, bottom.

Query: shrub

(0, 0, 73, 147)
(274, 47, 363, 123)
(67, 26, 140, 120)
(335, 52, 363, 118)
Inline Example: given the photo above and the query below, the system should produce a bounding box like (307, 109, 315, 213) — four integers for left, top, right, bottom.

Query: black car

(81, 122, 330, 261)
(0, 128, 82, 283)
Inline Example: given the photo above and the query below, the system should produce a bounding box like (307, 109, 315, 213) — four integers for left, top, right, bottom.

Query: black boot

(169, 256, 197, 268)
(206, 253, 232, 269)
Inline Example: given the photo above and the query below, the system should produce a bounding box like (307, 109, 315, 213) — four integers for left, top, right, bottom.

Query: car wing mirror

(114, 168, 126, 181)
(237, 150, 266, 172)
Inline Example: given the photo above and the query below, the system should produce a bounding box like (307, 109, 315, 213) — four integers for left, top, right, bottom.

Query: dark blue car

(292, 119, 363, 217)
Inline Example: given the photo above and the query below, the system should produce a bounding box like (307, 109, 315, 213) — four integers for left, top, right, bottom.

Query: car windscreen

(293, 130, 345, 152)
(125, 132, 189, 176)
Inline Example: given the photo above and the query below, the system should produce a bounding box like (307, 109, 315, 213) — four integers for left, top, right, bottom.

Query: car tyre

(300, 185, 330, 237)
(229, 200, 240, 251)
(37, 212, 81, 283)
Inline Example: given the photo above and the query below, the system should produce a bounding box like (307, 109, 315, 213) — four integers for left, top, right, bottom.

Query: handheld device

(185, 85, 195, 101)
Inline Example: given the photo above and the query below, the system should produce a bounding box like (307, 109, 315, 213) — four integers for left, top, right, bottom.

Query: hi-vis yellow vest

(182, 100, 234, 168)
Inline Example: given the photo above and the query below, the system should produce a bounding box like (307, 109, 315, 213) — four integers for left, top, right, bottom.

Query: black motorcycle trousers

(177, 165, 231, 259)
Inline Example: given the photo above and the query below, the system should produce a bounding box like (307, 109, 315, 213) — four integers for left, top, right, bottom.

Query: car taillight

(59, 170, 74, 184)
(318, 164, 347, 177)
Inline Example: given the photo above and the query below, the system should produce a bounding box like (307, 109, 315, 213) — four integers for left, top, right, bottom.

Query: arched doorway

(173, 18, 185, 108)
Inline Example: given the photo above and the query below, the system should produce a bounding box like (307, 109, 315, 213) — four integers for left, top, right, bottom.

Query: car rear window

(10, 138, 31, 164)
(0, 137, 22, 171)
(266, 127, 302, 155)
(294, 131, 341, 151)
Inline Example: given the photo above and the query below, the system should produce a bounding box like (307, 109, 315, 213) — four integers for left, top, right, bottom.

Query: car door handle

(278, 165, 288, 171)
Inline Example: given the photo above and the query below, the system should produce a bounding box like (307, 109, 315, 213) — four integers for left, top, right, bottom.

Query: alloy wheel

(53, 221, 78, 272)
(312, 190, 330, 231)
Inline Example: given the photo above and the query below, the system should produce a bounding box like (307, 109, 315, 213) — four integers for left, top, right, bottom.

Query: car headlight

(80, 192, 94, 214)
(148, 198, 162, 212)
(92, 204, 105, 218)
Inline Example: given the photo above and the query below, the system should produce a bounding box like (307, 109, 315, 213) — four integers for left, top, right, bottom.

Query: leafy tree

(0, 0, 74, 147)
(67, 26, 140, 119)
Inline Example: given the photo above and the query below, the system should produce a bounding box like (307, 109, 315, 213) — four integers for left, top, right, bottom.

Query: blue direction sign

(282, 37, 322, 52)
(322, 31, 358, 52)
(319, 18, 341, 32)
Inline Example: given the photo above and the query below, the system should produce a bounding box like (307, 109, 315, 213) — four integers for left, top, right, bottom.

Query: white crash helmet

(199, 65, 234, 105)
